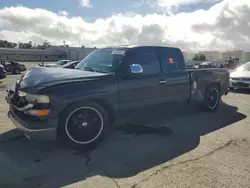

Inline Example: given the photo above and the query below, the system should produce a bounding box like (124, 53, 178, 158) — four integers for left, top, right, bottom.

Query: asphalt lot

(0, 72, 250, 188)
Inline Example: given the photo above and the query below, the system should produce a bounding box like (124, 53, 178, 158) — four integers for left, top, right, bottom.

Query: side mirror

(130, 64, 143, 74)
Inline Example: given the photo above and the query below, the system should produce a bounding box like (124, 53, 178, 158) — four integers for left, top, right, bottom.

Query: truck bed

(187, 68, 230, 102)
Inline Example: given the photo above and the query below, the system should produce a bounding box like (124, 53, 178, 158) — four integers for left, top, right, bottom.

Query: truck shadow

(0, 102, 247, 188)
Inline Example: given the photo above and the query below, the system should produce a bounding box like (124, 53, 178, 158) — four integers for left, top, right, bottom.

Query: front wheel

(58, 101, 110, 147)
(13, 68, 21, 74)
(199, 84, 220, 112)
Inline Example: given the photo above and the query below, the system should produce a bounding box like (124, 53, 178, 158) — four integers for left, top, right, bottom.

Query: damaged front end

(5, 79, 57, 140)
(6, 89, 51, 117)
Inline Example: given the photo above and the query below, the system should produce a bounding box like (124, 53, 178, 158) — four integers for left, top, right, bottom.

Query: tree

(192, 54, 199, 61)
(0, 40, 17, 48)
(37, 40, 51, 49)
(199, 54, 206, 61)
(18, 41, 32, 49)
(193, 53, 206, 61)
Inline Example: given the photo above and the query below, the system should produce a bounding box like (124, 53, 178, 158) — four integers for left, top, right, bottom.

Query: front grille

(231, 78, 250, 81)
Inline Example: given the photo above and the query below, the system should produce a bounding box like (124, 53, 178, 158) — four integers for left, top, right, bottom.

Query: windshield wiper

(83, 67, 97, 72)
(82, 67, 114, 75)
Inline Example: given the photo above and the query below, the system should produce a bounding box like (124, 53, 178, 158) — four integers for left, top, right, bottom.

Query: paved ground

(0, 74, 250, 188)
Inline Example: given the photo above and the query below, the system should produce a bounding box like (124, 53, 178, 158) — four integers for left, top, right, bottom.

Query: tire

(199, 84, 220, 112)
(229, 87, 234, 92)
(58, 101, 110, 147)
(13, 68, 21, 74)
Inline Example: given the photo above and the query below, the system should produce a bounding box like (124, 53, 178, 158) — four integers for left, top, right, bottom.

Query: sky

(0, 0, 250, 51)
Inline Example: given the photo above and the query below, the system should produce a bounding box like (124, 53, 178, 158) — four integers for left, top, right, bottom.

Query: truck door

(118, 47, 162, 110)
(158, 47, 190, 102)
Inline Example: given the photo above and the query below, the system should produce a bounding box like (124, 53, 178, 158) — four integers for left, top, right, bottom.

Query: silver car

(45, 60, 71, 67)
(229, 62, 250, 89)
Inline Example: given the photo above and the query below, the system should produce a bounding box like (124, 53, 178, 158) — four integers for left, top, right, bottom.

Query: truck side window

(129, 51, 161, 75)
(159, 48, 186, 73)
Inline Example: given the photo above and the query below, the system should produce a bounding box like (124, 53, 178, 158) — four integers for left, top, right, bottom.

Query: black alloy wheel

(200, 84, 220, 112)
(207, 88, 219, 109)
(58, 102, 110, 146)
(13, 68, 21, 74)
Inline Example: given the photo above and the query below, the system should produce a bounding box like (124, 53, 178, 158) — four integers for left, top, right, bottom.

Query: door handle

(159, 80, 166, 84)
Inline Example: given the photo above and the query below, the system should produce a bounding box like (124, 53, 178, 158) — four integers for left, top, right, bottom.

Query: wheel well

(59, 99, 115, 124)
(208, 82, 221, 91)
(93, 99, 115, 123)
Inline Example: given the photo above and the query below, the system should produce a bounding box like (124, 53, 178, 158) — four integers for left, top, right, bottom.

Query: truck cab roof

(100, 45, 181, 51)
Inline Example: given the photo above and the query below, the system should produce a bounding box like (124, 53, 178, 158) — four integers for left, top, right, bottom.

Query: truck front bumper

(7, 105, 57, 140)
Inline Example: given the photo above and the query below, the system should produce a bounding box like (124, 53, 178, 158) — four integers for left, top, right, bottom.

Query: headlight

(19, 91, 50, 103)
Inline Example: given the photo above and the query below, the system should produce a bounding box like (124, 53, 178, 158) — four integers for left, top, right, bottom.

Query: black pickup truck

(5, 46, 229, 146)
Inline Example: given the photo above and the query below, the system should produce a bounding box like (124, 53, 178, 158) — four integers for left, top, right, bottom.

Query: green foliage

(193, 53, 206, 61)
(0, 39, 51, 49)
(0, 40, 17, 48)
(37, 40, 51, 49)
(18, 41, 32, 49)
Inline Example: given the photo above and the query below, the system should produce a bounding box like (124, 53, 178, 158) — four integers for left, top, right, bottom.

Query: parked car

(198, 61, 219, 68)
(0, 60, 26, 74)
(45, 60, 71, 67)
(0, 64, 7, 79)
(62, 61, 80, 69)
(229, 62, 250, 90)
(186, 61, 196, 69)
(5, 46, 229, 146)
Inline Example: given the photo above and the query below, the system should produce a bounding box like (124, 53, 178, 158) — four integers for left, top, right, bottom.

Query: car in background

(62, 61, 80, 69)
(0, 64, 7, 79)
(186, 61, 196, 69)
(229, 62, 250, 90)
(45, 60, 71, 67)
(198, 61, 218, 68)
(0, 60, 26, 74)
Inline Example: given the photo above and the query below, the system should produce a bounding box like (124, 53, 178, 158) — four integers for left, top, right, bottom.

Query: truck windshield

(76, 49, 126, 74)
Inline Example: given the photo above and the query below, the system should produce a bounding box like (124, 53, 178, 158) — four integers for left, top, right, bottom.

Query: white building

(0, 48, 66, 62)
(183, 52, 196, 61)
(198, 51, 221, 61)
(241, 52, 250, 63)
(47, 46, 96, 61)
(183, 50, 250, 64)
(0, 46, 97, 62)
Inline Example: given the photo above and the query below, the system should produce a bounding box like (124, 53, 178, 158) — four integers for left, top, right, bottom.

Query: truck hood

(19, 67, 108, 90)
(230, 71, 250, 78)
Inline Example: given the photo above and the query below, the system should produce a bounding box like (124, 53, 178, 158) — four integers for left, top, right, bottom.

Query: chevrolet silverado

(6, 46, 229, 146)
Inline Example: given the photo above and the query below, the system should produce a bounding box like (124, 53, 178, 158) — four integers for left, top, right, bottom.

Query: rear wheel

(58, 101, 110, 147)
(199, 84, 220, 112)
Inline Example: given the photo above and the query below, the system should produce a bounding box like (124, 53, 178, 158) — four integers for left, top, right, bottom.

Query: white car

(45, 60, 71, 67)
(229, 62, 250, 89)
